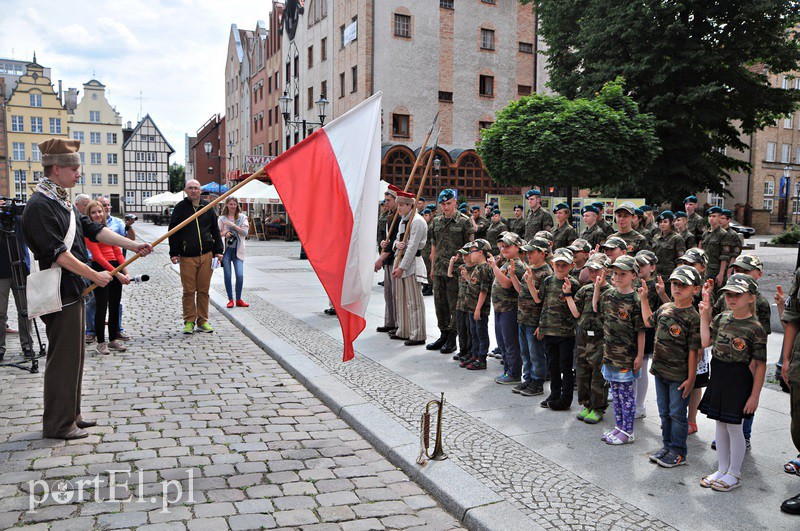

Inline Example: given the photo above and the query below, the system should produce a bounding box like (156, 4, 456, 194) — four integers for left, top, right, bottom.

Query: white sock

(635, 357, 650, 413)
(726, 422, 746, 477)
(715, 421, 731, 474)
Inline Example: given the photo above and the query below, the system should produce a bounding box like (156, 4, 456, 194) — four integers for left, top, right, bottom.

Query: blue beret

(640, 205, 653, 212)
(514, 204, 523, 210)
(707, 206, 722, 215)
(524, 189, 541, 198)
(458, 206, 467, 213)
(418, 197, 425, 202)
(491, 209, 501, 215)
(674, 211, 687, 219)
(634, 208, 644, 216)
(656, 210, 674, 221)
(720, 209, 732, 218)
(552, 202, 570, 213)
(582, 205, 600, 215)
(684, 195, 699, 204)
(438, 189, 456, 203)
(426, 203, 437, 211)
(485, 202, 494, 207)
(380, 200, 385, 205)
(470, 205, 480, 212)
(591, 202, 604, 209)
(421, 208, 432, 215)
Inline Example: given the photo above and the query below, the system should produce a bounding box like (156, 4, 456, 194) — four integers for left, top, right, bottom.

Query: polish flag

(266, 93, 381, 361)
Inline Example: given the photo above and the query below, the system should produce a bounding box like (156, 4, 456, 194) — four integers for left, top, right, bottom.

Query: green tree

(523, 0, 800, 204)
(169, 164, 185, 193)
(478, 79, 660, 199)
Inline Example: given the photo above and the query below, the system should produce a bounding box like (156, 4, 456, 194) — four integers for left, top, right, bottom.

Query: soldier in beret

(780, 265, 800, 514)
(718, 209, 742, 265)
(508, 204, 526, 236)
(552, 202, 578, 250)
(651, 210, 686, 279)
(592, 201, 614, 236)
(581, 204, 606, 250)
(611, 202, 649, 255)
(420, 208, 434, 296)
(700, 206, 730, 288)
(486, 209, 508, 256)
(684, 195, 706, 242)
(673, 211, 697, 249)
(523, 190, 554, 240)
(471, 205, 489, 239)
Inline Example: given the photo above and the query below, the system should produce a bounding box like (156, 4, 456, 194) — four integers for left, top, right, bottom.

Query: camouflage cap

(552, 248, 574, 264)
(567, 238, 591, 254)
(473, 238, 491, 251)
(457, 242, 474, 255)
(677, 247, 708, 267)
(721, 273, 759, 294)
(601, 236, 628, 250)
(535, 230, 554, 243)
(612, 254, 639, 272)
(635, 249, 658, 266)
(521, 237, 550, 253)
(731, 254, 763, 271)
(668, 265, 702, 286)
(586, 253, 611, 270)
(499, 231, 525, 247)
(614, 201, 636, 215)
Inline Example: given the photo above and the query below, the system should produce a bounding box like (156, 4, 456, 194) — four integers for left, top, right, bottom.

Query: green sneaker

(196, 322, 214, 333)
(576, 407, 590, 421)
(584, 409, 603, 424)
(182, 322, 195, 334)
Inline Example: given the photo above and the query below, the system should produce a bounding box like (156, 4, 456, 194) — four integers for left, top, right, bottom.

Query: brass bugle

(417, 392, 447, 464)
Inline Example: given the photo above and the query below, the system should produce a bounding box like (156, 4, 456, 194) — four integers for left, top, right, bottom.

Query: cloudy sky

(0, 0, 276, 163)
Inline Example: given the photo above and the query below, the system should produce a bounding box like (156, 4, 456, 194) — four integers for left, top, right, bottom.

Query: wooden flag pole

(82, 168, 267, 296)
(394, 130, 440, 268)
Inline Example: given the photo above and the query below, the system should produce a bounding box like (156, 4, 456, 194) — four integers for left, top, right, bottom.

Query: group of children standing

(443, 222, 770, 493)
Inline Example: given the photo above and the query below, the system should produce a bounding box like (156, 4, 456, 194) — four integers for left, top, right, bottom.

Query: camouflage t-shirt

(648, 303, 701, 382)
(701, 227, 731, 278)
(598, 217, 615, 236)
(508, 217, 526, 236)
(574, 282, 610, 333)
(524, 207, 554, 240)
(465, 262, 493, 315)
(537, 275, 579, 337)
(599, 288, 646, 369)
(491, 258, 525, 313)
(687, 212, 706, 242)
(581, 223, 606, 250)
(610, 230, 649, 255)
(486, 221, 508, 254)
(678, 229, 697, 250)
(713, 291, 771, 336)
(430, 212, 475, 276)
(518, 263, 552, 327)
(456, 264, 475, 312)
(710, 311, 767, 364)
(552, 222, 578, 250)
(651, 231, 686, 277)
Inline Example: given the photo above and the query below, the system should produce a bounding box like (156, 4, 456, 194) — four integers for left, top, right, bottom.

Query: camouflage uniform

(610, 229, 649, 255)
(538, 274, 579, 404)
(465, 262, 493, 317)
(678, 229, 696, 250)
(700, 227, 731, 281)
(726, 227, 743, 263)
(709, 312, 767, 364)
(552, 222, 578, 250)
(524, 207, 554, 240)
(517, 264, 551, 328)
(713, 291, 771, 336)
(430, 212, 475, 333)
(599, 288, 646, 370)
(780, 267, 800, 454)
(647, 303, 702, 382)
(687, 212, 705, 242)
(581, 223, 606, 250)
(492, 258, 525, 313)
(473, 216, 489, 239)
(421, 218, 433, 288)
(485, 221, 508, 256)
(508, 217, 526, 237)
(597, 216, 615, 236)
(575, 282, 611, 412)
(651, 230, 686, 278)
(643, 222, 658, 243)
(456, 263, 475, 357)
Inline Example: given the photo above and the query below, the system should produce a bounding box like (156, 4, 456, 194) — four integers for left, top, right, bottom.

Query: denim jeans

(544, 335, 575, 403)
(519, 324, 546, 384)
(654, 375, 691, 457)
(743, 415, 754, 440)
(494, 310, 521, 378)
(468, 313, 490, 360)
(222, 246, 244, 301)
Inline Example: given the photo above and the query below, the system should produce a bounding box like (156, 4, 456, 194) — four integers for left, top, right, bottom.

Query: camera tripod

(0, 205, 46, 373)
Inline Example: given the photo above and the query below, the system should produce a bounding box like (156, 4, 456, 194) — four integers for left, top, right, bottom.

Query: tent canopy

(201, 182, 229, 194)
(144, 191, 184, 207)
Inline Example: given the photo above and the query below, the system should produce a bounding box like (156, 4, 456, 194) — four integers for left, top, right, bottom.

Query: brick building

(190, 114, 226, 187)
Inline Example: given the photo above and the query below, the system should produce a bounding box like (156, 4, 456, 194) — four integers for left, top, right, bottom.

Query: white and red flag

(266, 93, 381, 361)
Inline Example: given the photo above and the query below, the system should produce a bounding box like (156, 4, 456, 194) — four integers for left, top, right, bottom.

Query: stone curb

(208, 290, 542, 531)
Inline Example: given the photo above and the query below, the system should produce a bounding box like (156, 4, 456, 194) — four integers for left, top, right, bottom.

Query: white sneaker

(95, 342, 110, 355)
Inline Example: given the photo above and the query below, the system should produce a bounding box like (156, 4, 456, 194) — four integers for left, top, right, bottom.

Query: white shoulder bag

(27, 208, 76, 319)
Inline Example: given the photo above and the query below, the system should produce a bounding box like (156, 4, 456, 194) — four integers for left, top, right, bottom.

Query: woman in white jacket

(219, 197, 249, 308)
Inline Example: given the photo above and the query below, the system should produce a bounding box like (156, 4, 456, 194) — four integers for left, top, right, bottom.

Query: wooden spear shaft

(82, 168, 267, 296)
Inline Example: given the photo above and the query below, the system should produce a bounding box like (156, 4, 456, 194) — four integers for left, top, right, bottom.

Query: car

(729, 220, 756, 238)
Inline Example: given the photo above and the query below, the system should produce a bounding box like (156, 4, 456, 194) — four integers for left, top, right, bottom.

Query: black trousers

(544, 335, 576, 404)
(93, 261, 122, 343)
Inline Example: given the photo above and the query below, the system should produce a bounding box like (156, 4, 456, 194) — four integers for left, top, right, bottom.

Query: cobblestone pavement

(0, 247, 462, 530)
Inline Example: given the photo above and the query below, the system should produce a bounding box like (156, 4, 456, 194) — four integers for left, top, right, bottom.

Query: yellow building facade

(4, 57, 67, 201)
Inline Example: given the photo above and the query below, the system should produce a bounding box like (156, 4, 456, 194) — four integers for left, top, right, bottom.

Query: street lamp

(433, 157, 441, 196)
(204, 141, 221, 196)
(784, 164, 792, 230)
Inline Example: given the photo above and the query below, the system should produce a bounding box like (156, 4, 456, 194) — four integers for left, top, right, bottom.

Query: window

(91, 173, 102, 185)
(108, 174, 118, 185)
(479, 121, 493, 130)
(786, 115, 793, 129)
(91, 153, 101, 165)
(308, 45, 314, 67)
(480, 29, 495, 50)
(73, 131, 84, 142)
(796, 78, 800, 90)
(13, 171, 26, 201)
(142, 191, 153, 199)
(308, 87, 314, 109)
(77, 174, 85, 185)
(107, 133, 117, 144)
(135, 152, 145, 162)
(285, 61, 291, 84)
(321, 80, 327, 99)
(518, 85, 532, 96)
(392, 114, 410, 137)
(519, 42, 533, 54)
(90, 132, 101, 144)
(438, 91, 453, 102)
(440, 0, 454, 8)
(33, 171, 43, 182)
(351, 66, 358, 93)
(11, 116, 23, 132)
(783, 143, 792, 163)
(766, 142, 777, 162)
(30, 117, 43, 133)
(783, 76, 791, 89)
(147, 172, 157, 182)
(394, 14, 411, 37)
(29, 93, 42, 107)
(125, 191, 134, 205)
(89, 111, 100, 123)
(482, 0, 496, 3)
(321, 37, 327, 61)
(339, 72, 346, 97)
(146, 153, 156, 163)
(293, 54, 299, 78)
(340, 25, 346, 49)
(49, 117, 61, 133)
(479, 75, 494, 96)
(80, 153, 85, 164)
(764, 179, 775, 196)
(108, 153, 118, 165)
(12, 142, 25, 160)
(31, 143, 41, 162)
(268, 108, 273, 126)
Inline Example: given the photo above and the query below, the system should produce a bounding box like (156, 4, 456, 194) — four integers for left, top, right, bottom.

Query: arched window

(381, 147, 415, 190)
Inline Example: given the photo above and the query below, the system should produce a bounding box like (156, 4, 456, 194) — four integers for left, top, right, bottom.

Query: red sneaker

(236, 299, 249, 307)
(226, 300, 235, 308)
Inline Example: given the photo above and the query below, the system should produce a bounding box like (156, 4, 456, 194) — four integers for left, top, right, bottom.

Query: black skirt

(699, 358, 753, 424)
(693, 372, 709, 389)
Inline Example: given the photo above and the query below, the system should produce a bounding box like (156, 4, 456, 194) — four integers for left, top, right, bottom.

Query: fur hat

(39, 139, 81, 167)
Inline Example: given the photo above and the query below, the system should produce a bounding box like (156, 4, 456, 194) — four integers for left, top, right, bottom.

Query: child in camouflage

(633, 250, 665, 419)
(698, 274, 767, 492)
(462, 240, 494, 370)
(593, 255, 646, 445)
(449, 245, 474, 364)
(566, 253, 611, 424)
(640, 265, 702, 468)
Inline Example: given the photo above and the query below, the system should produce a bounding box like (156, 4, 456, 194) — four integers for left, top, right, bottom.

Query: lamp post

(280, 92, 329, 259)
(433, 157, 441, 198)
(784, 164, 792, 231)
(204, 141, 222, 196)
